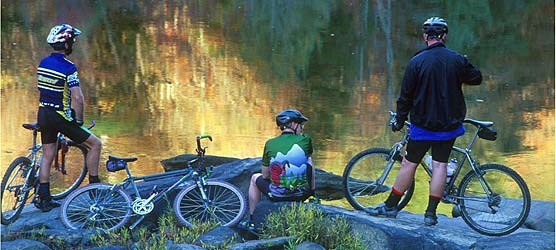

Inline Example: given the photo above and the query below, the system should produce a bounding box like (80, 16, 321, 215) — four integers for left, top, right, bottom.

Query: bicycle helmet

(276, 109, 309, 127)
(423, 17, 448, 38)
(47, 24, 81, 51)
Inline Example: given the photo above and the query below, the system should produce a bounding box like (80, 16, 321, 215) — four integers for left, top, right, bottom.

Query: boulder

(524, 200, 555, 232)
(1, 239, 50, 250)
(243, 200, 555, 250)
(171, 157, 344, 200)
(295, 241, 326, 250)
(228, 236, 295, 250)
(161, 154, 240, 172)
(168, 243, 207, 250)
(469, 231, 555, 250)
(194, 226, 239, 248)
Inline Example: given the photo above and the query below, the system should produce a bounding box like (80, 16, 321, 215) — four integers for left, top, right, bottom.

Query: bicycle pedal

(451, 205, 461, 218)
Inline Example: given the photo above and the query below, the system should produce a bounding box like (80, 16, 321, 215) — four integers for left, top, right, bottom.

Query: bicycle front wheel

(458, 164, 531, 236)
(1, 157, 33, 225)
(60, 184, 132, 231)
(173, 181, 247, 227)
(343, 148, 414, 211)
(51, 143, 88, 199)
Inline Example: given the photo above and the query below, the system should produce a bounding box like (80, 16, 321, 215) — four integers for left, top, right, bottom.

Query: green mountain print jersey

(262, 132, 313, 197)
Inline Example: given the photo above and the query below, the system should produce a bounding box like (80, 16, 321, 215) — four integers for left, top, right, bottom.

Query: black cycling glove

(391, 118, 405, 132)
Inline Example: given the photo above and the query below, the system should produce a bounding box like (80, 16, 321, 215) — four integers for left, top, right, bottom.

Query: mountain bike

(1, 122, 93, 225)
(60, 135, 247, 232)
(343, 111, 531, 236)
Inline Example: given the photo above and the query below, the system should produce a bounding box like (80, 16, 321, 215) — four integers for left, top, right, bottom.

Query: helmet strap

(64, 40, 74, 55)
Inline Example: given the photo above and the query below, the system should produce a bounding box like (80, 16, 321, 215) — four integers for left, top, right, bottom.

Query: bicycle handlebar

(388, 111, 493, 129)
(195, 134, 212, 155)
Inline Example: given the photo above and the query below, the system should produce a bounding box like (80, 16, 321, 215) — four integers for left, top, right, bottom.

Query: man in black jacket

(368, 17, 482, 226)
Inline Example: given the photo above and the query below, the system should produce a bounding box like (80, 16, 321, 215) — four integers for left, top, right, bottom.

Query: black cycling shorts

(38, 107, 91, 144)
(255, 176, 310, 202)
(405, 138, 456, 164)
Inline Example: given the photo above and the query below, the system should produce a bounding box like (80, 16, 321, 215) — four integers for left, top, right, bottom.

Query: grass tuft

(260, 203, 365, 250)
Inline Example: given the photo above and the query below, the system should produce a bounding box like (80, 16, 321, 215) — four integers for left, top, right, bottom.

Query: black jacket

(396, 42, 482, 131)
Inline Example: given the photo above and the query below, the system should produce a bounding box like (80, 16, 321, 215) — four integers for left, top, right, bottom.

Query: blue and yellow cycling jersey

(37, 53, 80, 121)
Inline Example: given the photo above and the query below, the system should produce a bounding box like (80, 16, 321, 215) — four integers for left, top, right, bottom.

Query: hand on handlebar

(391, 119, 405, 132)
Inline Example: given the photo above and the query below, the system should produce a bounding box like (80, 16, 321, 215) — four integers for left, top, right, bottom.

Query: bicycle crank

(132, 198, 154, 215)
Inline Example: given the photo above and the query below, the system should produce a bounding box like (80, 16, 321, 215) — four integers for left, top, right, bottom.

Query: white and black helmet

(47, 24, 81, 44)
(423, 17, 448, 36)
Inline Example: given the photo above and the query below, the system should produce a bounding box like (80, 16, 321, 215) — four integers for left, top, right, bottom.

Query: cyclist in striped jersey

(36, 24, 102, 212)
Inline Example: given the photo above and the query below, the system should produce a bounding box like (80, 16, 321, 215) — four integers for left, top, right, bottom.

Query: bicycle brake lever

(87, 120, 96, 130)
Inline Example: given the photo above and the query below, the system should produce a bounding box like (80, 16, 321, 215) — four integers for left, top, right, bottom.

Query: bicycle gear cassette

(132, 198, 154, 215)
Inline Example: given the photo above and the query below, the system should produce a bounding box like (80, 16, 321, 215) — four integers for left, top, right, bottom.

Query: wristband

(76, 119, 84, 126)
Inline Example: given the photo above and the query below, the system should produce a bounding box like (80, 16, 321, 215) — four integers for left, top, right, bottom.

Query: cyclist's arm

(460, 56, 482, 85)
(261, 143, 271, 179)
(308, 156, 315, 191)
(261, 166, 270, 179)
(70, 86, 85, 122)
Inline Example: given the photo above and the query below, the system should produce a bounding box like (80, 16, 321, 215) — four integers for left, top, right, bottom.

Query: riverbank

(1, 157, 554, 249)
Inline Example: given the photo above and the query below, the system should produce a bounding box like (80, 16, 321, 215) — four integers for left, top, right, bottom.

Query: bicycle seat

(108, 156, 138, 162)
(22, 123, 40, 131)
(463, 118, 494, 128)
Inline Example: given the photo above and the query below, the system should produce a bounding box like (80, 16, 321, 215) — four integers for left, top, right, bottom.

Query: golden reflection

(1, 1, 554, 213)
(506, 109, 555, 201)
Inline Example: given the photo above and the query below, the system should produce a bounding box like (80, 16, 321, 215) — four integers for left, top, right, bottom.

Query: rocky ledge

(1, 156, 554, 250)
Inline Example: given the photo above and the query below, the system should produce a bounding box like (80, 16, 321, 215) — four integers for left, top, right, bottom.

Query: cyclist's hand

(391, 119, 404, 132)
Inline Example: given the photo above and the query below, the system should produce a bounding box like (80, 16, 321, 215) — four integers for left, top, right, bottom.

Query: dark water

(1, 0, 554, 214)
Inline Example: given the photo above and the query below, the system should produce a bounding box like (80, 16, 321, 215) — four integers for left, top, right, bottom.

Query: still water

(1, 1, 554, 215)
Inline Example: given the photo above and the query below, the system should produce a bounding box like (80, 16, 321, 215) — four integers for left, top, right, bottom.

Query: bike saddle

(463, 118, 494, 128)
(22, 123, 40, 131)
(108, 155, 138, 162)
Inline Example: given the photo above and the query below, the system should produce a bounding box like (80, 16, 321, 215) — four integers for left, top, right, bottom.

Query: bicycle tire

(173, 180, 247, 227)
(343, 148, 414, 211)
(458, 163, 531, 236)
(60, 183, 132, 231)
(1, 157, 33, 225)
(50, 143, 88, 200)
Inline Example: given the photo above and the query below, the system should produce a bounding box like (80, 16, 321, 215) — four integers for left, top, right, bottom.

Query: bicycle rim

(51, 144, 88, 199)
(61, 184, 132, 231)
(173, 181, 246, 227)
(1, 157, 33, 225)
(343, 148, 414, 211)
(458, 164, 531, 236)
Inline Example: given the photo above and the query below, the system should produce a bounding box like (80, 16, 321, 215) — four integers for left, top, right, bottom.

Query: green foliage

(91, 212, 219, 249)
(260, 203, 365, 250)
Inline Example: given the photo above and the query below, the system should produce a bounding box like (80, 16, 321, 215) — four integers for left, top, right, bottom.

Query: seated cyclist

(241, 109, 316, 230)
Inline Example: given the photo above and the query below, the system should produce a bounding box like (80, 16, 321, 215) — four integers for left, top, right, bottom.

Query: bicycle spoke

(174, 182, 245, 227)
(61, 185, 132, 231)
(459, 164, 530, 236)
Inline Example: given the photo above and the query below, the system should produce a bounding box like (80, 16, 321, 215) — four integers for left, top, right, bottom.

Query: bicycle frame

(103, 135, 213, 229)
(386, 112, 496, 205)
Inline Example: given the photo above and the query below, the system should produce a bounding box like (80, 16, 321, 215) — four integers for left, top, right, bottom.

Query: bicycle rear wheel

(343, 148, 414, 211)
(458, 164, 531, 236)
(1, 157, 33, 225)
(50, 143, 88, 200)
(60, 184, 132, 231)
(173, 181, 246, 227)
